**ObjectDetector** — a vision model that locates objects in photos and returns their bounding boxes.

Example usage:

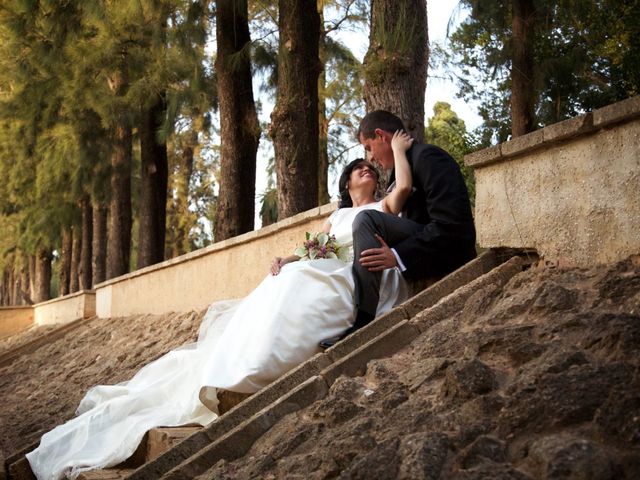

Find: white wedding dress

[26,201,407,480]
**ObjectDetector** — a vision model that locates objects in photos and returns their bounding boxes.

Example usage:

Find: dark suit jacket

[393,142,477,278]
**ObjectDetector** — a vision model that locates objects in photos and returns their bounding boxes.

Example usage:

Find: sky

[252,0,480,225]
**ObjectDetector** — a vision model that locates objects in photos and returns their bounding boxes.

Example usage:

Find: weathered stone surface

[187,257,640,479]
[0,310,205,464]
[472,104,640,268]
[542,112,594,143]
[440,359,498,403]
[325,307,409,360]
[164,375,328,479]
[455,435,506,469]
[526,434,623,480]
[464,144,502,168]
[321,321,420,385]
[403,250,500,318]
[500,129,545,158]
[593,94,640,128]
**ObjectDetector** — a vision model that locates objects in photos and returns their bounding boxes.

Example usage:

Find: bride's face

[348,162,377,194]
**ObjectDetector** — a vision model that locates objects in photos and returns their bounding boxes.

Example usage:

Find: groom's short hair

[358,110,406,139]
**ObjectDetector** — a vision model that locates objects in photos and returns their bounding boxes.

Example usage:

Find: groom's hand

[359,234,398,271]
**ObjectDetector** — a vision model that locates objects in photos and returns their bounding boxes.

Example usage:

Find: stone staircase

[5,249,535,480]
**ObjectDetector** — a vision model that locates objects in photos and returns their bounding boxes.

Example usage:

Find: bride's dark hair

[338,158,381,208]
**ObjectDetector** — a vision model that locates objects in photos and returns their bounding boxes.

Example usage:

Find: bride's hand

[391,130,413,154]
[271,257,285,276]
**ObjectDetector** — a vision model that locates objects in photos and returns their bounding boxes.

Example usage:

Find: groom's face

[359,129,394,170]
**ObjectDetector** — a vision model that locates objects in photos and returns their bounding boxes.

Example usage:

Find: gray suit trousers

[351,209,423,316]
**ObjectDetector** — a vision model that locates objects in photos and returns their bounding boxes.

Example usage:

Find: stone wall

[0,306,33,339]
[33,290,96,326]
[465,95,640,267]
[95,203,335,317]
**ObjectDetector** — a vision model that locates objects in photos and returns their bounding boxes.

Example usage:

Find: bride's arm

[381,130,413,215]
[270,220,331,275]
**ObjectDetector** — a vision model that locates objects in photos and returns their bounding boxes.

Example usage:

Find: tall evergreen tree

[214,0,261,241]
[363,0,428,139]
[270,0,321,219]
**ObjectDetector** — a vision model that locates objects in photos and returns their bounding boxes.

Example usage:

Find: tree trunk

[317,4,330,205]
[70,225,81,293]
[1,265,8,306]
[34,247,52,303]
[138,95,168,267]
[166,137,195,258]
[11,259,19,306]
[213,0,260,241]
[270,0,321,220]
[511,0,536,137]
[363,0,428,141]
[92,203,108,286]
[19,254,32,304]
[79,195,93,290]
[59,228,72,296]
[28,255,36,301]
[107,121,133,279]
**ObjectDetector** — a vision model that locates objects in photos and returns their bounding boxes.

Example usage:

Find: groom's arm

[392,145,475,275]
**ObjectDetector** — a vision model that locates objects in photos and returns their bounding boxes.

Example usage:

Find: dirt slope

[0,310,204,458]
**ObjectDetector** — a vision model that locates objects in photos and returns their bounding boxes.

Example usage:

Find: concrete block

[163,376,329,480]
[126,432,211,480]
[128,354,331,479]
[77,469,133,479]
[203,352,331,442]
[464,145,502,169]
[411,256,524,332]
[7,458,35,480]
[402,250,499,318]
[145,427,201,462]
[501,129,545,158]
[593,95,640,128]
[325,307,409,361]
[542,113,594,143]
[321,321,420,386]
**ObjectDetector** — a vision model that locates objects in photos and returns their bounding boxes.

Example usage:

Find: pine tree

[363,0,428,139]
[270,0,321,219]
[214,0,261,241]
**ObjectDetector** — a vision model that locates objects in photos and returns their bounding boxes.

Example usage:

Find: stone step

[144,427,202,463]
[77,469,135,479]
[9,249,533,480]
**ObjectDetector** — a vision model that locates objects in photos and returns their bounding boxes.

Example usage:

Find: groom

[320,110,477,348]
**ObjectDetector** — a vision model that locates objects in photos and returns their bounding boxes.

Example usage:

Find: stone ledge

[411,255,524,332]
[500,129,545,158]
[543,113,593,143]
[161,376,329,480]
[127,353,332,479]
[94,202,336,290]
[321,320,421,386]
[593,95,640,128]
[325,307,409,361]
[402,250,500,318]
[465,145,502,168]
[464,95,639,169]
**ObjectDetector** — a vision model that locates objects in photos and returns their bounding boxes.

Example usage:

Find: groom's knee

[352,209,382,233]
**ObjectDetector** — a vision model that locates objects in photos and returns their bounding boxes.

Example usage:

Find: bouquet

[294,232,348,261]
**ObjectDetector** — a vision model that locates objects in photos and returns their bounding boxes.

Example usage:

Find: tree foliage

[448,0,640,143]
[424,102,476,204]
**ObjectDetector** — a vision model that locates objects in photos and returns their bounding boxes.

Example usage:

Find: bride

[26,131,414,480]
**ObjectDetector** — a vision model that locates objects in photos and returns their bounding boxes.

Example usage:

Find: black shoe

[318,334,346,350]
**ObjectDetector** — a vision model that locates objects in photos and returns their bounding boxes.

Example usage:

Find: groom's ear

[374,128,388,142]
